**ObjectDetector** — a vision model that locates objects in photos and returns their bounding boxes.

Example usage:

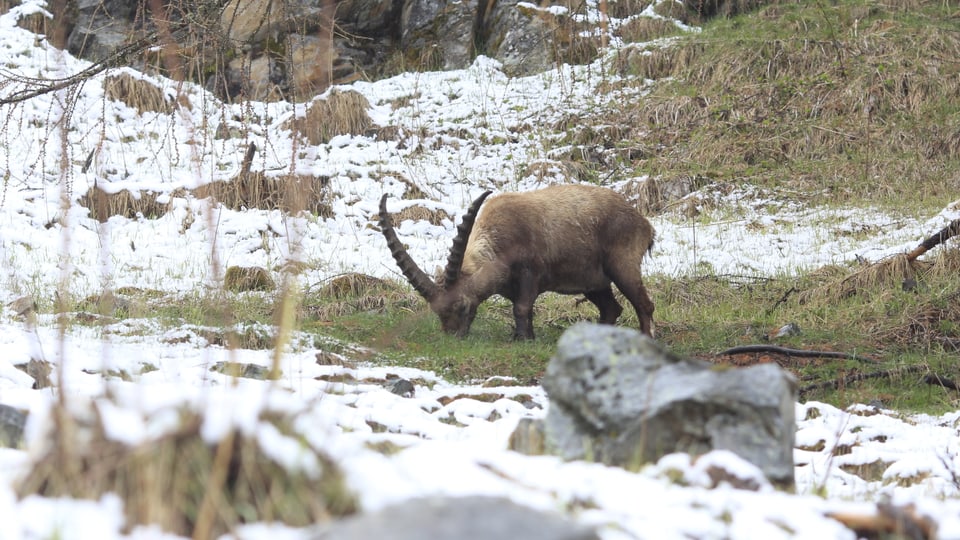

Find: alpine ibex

[379,184,655,340]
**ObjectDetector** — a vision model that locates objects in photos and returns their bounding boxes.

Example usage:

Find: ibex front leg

[510,270,537,340]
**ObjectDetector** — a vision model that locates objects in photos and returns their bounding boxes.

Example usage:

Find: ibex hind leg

[585,287,623,324]
[608,264,655,337]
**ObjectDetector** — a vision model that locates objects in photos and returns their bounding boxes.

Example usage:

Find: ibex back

[379,184,655,340]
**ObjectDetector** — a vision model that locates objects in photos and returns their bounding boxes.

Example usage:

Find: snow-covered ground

[1,1,960,538]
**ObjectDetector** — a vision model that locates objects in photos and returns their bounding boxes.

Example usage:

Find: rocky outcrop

[67,0,137,63]
[313,496,600,540]
[401,0,479,71]
[51,0,666,102]
[510,322,797,489]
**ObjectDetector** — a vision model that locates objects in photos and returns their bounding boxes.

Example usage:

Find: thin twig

[0,21,191,105]
[717,344,877,363]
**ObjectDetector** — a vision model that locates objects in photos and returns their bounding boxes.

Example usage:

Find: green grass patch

[49,252,960,415]
[301,297,564,384]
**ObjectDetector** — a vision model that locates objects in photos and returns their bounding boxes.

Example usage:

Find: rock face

[53,0,648,102]
[511,322,797,489]
[313,496,600,540]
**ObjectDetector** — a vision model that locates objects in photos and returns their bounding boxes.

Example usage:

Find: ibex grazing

[378,184,655,340]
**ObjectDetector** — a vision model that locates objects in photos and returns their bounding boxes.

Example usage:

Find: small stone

[773,322,801,338]
[384,377,415,398]
[0,404,27,448]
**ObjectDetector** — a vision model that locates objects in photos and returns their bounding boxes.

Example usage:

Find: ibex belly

[542,265,610,294]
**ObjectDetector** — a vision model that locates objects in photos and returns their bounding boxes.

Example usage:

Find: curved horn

[443,190,493,287]
[379,194,440,300]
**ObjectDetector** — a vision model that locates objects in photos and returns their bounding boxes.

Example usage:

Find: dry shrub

[283,89,372,145]
[620,177,664,215]
[640,95,709,128]
[553,17,600,66]
[394,204,452,226]
[77,185,178,222]
[18,406,357,538]
[193,172,332,216]
[104,73,174,115]
[797,254,916,305]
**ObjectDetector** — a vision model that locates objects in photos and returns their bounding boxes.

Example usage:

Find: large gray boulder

[512,322,796,489]
[313,496,599,540]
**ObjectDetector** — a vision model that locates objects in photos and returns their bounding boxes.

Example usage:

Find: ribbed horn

[443,190,492,287]
[379,194,440,300]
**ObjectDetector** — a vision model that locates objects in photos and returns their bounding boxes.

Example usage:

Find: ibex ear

[442,190,493,287]
[378,194,440,300]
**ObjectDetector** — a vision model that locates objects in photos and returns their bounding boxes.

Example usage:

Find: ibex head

[379,191,492,337]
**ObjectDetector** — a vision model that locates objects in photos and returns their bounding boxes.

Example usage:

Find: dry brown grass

[77,172,332,222]
[283,89,372,145]
[77,185,180,222]
[224,266,276,292]
[617,46,683,80]
[317,273,396,299]
[616,16,681,44]
[591,1,960,207]
[18,405,357,538]
[103,73,175,115]
[798,247,960,306]
[193,172,333,216]
[681,0,771,21]
[304,274,420,320]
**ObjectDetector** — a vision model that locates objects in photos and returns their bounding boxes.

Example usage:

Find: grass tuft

[283,89,372,145]
[17,405,357,537]
[103,73,175,115]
